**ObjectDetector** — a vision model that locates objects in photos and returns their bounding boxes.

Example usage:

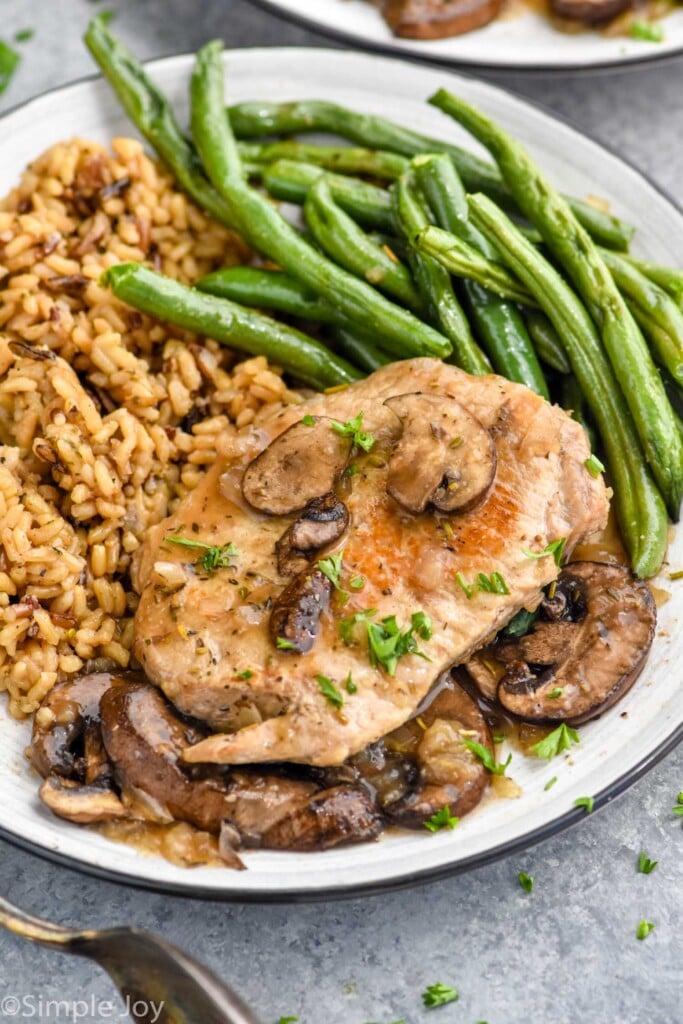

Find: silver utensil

[0,896,262,1024]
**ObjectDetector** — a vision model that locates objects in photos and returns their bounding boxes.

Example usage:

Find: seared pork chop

[133,359,608,766]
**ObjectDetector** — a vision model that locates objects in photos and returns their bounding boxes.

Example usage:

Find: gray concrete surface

[0,2,681,1022]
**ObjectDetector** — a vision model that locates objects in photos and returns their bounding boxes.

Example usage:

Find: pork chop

[132,359,608,766]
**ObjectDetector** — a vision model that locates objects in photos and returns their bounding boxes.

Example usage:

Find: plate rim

[244,0,683,74]
[0,47,681,902]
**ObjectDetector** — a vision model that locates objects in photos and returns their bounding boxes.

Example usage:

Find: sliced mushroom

[494,562,656,724]
[28,671,123,780]
[242,416,352,515]
[38,776,127,825]
[384,392,496,515]
[269,567,331,653]
[350,674,492,827]
[275,493,349,576]
[100,676,380,853]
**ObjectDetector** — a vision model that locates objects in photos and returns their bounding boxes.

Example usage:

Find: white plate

[247,0,683,71]
[1,49,681,900]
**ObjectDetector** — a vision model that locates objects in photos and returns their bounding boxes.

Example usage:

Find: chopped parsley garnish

[165,536,238,573]
[547,687,564,699]
[637,852,658,875]
[630,20,664,42]
[584,454,606,478]
[455,572,473,599]
[530,723,580,760]
[331,412,375,452]
[301,414,316,426]
[276,637,296,651]
[316,674,344,709]
[422,983,459,1008]
[502,607,537,638]
[522,537,567,567]
[0,40,20,95]
[345,672,357,694]
[574,795,595,813]
[544,776,558,791]
[318,551,345,592]
[669,570,683,581]
[518,871,534,893]
[462,738,511,776]
[424,805,459,832]
[636,920,655,940]
[236,669,253,680]
[14,28,35,43]
[493,733,505,744]
[367,611,432,676]
[349,575,365,590]
[477,571,510,595]
[672,791,683,817]
[339,608,377,645]
[277,1018,299,1024]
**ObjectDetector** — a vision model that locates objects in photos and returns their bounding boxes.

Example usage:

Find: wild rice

[0,137,302,718]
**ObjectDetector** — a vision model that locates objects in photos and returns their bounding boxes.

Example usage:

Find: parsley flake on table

[673,792,683,816]
[522,537,567,567]
[636,919,655,940]
[424,805,459,833]
[422,983,459,1008]
[277,1017,299,1024]
[331,412,375,452]
[14,28,35,43]
[518,871,534,893]
[165,536,238,573]
[0,40,21,95]
[316,674,344,710]
[574,795,595,813]
[462,738,511,776]
[584,453,606,477]
[529,723,580,760]
[367,611,432,676]
[544,776,558,792]
[637,851,658,874]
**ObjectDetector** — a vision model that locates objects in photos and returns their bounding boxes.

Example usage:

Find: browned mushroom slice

[351,674,492,828]
[495,562,657,725]
[242,416,352,515]
[38,776,127,825]
[276,493,349,576]
[381,0,504,39]
[28,671,121,780]
[384,392,496,515]
[269,567,331,653]
[260,785,381,851]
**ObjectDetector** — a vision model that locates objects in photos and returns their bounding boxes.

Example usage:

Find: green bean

[524,309,571,374]
[103,264,361,390]
[392,172,490,376]
[262,160,394,231]
[560,375,597,451]
[331,325,392,374]
[600,250,683,387]
[197,267,343,323]
[416,153,548,397]
[238,140,408,179]
[431,88,683,518]
[227,99,635,250]
[84,16,233,226]
[620,253,683,300]
[416,225,534,306]
[190,43,451,361]
[304,176,423,310]
[468,191,667,578]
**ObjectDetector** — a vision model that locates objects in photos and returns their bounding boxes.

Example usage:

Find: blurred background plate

[0,47,681,900]
[247,0,683,71]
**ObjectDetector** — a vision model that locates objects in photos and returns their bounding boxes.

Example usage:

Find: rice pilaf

[0,136,301,719]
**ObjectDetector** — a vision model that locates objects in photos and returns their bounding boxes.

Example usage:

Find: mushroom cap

[242,416,352,516]
[496,561,657,724]
[384,392,496,515]
[275,493,349,577]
